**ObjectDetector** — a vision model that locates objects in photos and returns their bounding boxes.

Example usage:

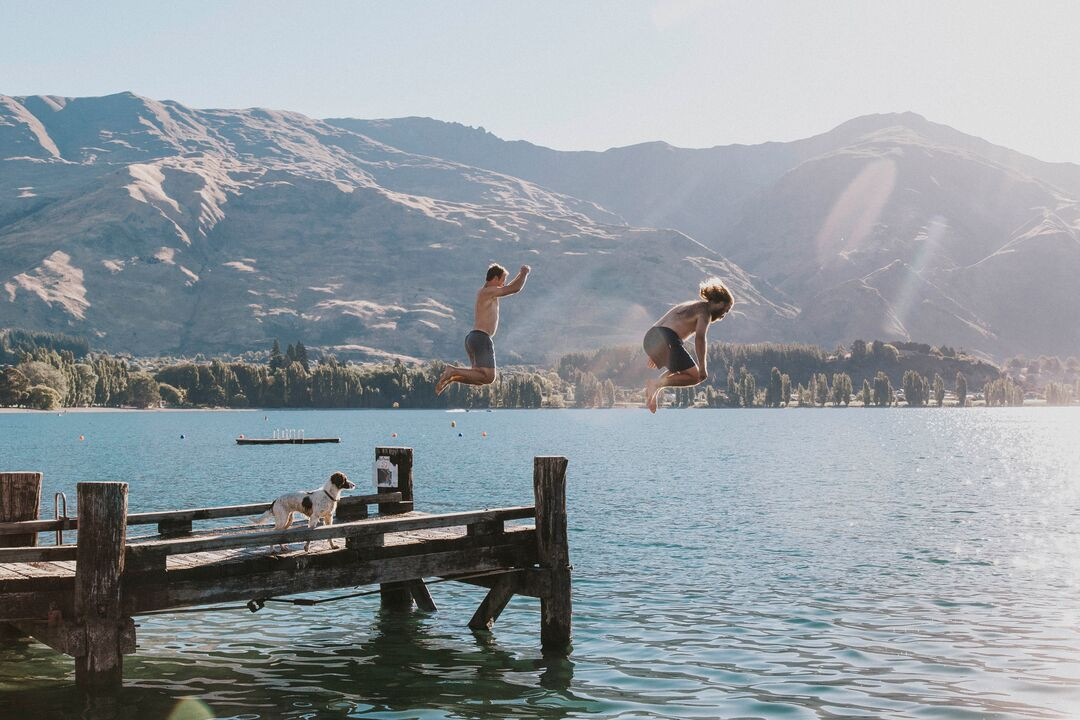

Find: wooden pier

[0,449,572,693]
[236,437,340,445]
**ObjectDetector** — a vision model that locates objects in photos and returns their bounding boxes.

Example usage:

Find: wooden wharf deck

[0,448,572,693]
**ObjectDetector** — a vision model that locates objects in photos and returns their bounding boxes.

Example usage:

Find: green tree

[861,378,872,406]
[0,366,30,406]
[128,373,161,408]
[766,367,783,407]
[726,366,740,407]
[269,339,286,370]
[20,360,68,398]
[158,383,186,406]
[831,372,852,406]
[873,372,892,407]
[780,373,791,407]
[295,341,310,372]
[902,370,929,407]
[933,373,945,407]
[955,372,967,407]
[814,373,829,406]
[739,367,756,407]
[26,384,62,410]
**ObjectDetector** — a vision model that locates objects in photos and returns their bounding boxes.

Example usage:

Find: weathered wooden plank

[17,617,137,658]
[0,589,76,622]
[9,561,71,578]
[123,541,533,614]
[0,472,42,548]
[468,573,516,630]
[121,527,536,600]
[409,579,438,612]
[534,456,572,652]
[447,566,550,599]
[74,482,127,692]
[0,545,77,563]
[124,506,535,560]
[0,492,402,536]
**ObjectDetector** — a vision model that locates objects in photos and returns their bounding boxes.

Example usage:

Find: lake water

[1,408,1079,719]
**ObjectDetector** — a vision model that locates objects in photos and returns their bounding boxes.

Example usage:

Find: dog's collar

[322,488,337,501]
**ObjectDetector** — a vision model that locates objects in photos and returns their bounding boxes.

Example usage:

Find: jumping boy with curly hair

[642,278,734,413]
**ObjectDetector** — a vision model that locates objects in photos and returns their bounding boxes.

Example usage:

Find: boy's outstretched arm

[694,315,709,382]
[492,265,530,297]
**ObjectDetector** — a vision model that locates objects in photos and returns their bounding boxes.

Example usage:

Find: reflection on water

[1,408,1079,718]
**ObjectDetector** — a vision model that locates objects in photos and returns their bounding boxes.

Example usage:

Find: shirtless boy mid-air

[643,278,734,413]
[436,263,530,395]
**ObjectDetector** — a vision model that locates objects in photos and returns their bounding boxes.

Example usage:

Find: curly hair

[486,263,508,282]
[699,278,734,321]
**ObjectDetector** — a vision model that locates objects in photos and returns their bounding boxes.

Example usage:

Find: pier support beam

[534,456,572,653]
[74,482,129,693]
[376,447,415,611]
[1,471,42,640]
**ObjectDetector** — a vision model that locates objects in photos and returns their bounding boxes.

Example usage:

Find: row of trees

[676,367,981,409]
[0,346,155,410]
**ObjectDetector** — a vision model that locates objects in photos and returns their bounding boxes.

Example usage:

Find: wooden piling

[376,447,415,611]
[1,472,42,640]
[74,482,128,692]
[534,456,572,652]
[0,472,42,548]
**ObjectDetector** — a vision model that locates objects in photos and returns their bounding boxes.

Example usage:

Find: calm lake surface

[1,408,1079,719]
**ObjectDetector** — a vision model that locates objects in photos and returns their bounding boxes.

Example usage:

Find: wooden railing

[0,492,402,537]
[0,493,406,564]
[124,505,535,567]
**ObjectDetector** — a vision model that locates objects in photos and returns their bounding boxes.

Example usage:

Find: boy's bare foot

[435,368,453,395]
[645,378,660,413]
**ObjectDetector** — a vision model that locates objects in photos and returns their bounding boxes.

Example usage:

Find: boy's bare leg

[437,365,495,394]
[645,369,701,413]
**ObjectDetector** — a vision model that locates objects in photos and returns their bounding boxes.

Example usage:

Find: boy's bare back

[653,301,711,340]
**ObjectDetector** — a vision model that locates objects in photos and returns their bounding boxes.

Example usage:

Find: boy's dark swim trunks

[643,326,695,373]
[465,329,496,369]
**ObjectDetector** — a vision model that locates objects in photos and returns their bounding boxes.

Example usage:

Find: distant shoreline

[1,403,1072,414]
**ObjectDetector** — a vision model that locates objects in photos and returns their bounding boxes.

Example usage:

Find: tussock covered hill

[341,113,1080,358]
[0,92,793,359]
[3,93,1078,360]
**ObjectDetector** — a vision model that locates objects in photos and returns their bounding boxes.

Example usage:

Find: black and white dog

[255,471,356,551]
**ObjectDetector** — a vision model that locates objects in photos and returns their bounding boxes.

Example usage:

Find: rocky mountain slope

[341,114,1080,358]
[0,92,794,360]
[2,92,1077,360]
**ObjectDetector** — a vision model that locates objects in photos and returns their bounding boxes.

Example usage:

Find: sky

[2,0,1078,163]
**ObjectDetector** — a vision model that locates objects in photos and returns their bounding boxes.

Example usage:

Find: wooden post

[534,456,572,652]
[74,482,128,692]
[1,472,42,640]
[0,471,42,548]
[376,447,414,611]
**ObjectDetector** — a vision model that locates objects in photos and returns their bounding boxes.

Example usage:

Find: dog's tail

[251,499,276,525]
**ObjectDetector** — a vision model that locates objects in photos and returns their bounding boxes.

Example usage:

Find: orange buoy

[482,431,488,438]
[79,435,85,441]
[450,420,456,428]
[391,432,398,438]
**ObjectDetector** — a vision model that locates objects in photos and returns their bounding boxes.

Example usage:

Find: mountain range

[2,92,1078,361]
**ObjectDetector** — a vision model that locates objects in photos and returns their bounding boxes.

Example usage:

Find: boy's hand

[520,265,531,274]
[647,357,657,369]
[698,368,709,382]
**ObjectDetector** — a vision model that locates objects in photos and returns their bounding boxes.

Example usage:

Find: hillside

[339,114,1080,358]
[2,93,1078,359]
[0,92,794,359]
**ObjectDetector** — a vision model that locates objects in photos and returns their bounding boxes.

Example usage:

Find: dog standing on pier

[255,471,356,552]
